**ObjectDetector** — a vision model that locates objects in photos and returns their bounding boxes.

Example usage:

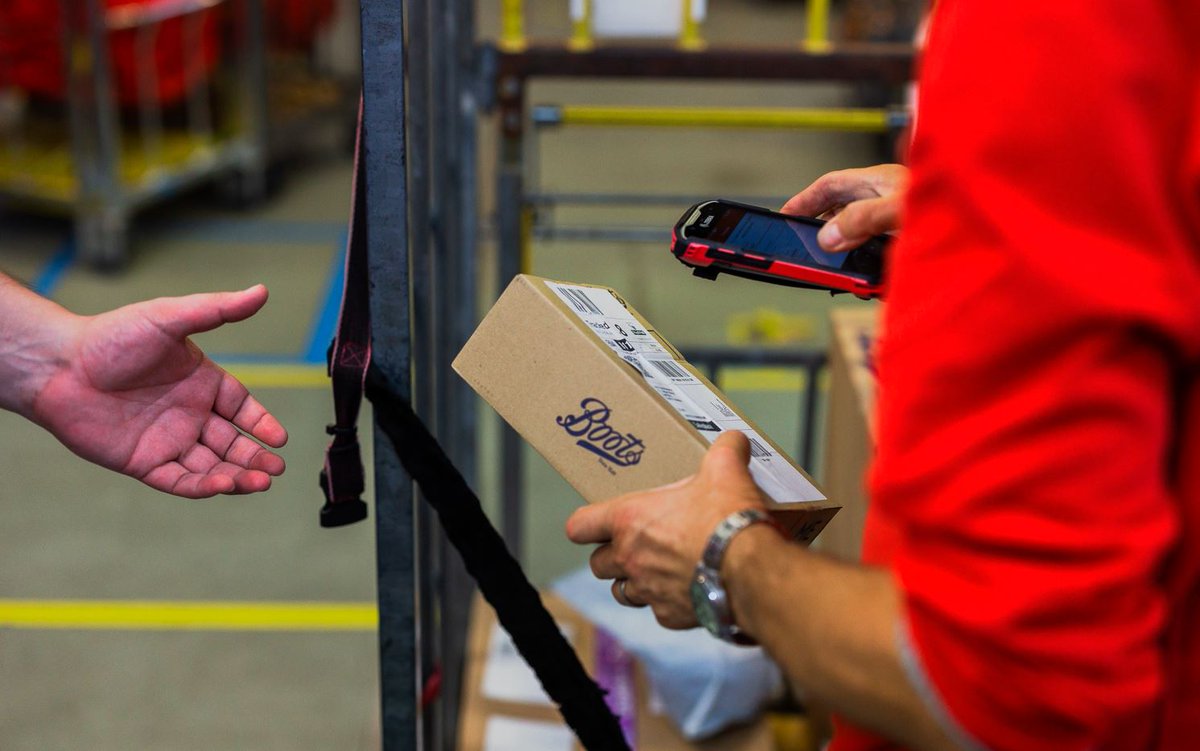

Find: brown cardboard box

[457,593,775,751]
[819,307,880,561]
[453,274,839,544]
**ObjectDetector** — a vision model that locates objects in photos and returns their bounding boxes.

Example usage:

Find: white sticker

[481,622,576,705]
[484,716,574,751]
[547,281,826,503]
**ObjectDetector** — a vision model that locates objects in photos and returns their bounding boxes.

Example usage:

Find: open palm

[30,286,288,498]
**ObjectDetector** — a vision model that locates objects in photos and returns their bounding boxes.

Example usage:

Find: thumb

[700,430,753,482]
[816,195,901,252]
[145,285,269,339]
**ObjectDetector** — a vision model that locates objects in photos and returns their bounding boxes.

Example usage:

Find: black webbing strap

[319,98,370,528]
[320,103,631,751]
[366,373,630,750]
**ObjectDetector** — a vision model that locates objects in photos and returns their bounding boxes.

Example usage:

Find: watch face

[690,570,723,637]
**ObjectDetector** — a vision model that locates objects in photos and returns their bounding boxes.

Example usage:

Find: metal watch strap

[701,508,776,572]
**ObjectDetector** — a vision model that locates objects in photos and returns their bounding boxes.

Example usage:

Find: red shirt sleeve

[866,2,1200,750]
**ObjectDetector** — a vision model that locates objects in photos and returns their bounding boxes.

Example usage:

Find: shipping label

[546,281,825,503]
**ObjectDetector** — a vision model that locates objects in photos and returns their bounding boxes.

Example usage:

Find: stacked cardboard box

[457,593,774,751]
[819,306,880,561]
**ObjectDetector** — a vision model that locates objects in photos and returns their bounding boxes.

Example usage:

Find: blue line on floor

[303,232,349,364]
[31,237,76,298]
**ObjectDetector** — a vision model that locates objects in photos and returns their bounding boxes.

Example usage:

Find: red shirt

[833,2,1200,750]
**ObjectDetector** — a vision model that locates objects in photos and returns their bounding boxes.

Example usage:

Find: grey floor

[0,1,882,748]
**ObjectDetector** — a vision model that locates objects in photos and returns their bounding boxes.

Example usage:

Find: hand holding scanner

[671,199,889,299]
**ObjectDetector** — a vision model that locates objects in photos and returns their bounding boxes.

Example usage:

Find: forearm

[0,273,78,417]
[724,527,957,751]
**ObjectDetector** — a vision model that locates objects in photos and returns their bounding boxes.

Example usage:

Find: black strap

[319,97,370,528]
[320,101,631,751]
[366,373,630,750]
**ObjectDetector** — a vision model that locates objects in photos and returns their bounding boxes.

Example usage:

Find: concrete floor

[0,0,886,748]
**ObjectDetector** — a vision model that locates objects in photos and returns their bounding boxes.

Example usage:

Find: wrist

[0,280,79,418]
[722,523,787,638]
[691,507,781,644]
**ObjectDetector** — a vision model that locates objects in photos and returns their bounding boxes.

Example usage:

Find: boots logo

[556,398,645,468]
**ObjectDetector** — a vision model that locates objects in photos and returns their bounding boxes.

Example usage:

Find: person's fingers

[816,194,902,252]
[200,416,286,475]
[143,285,270,340]
[565,501,617,545]
[228,468,273,494]
[780,169,884,217]
[141,461,235,498]
[178,442,222,474]
[214,374,288,448]
[653,606,698,630]
[699,430,752,480]
[589,544,622,580]
[612,578,648,608]
[176,444,265,492]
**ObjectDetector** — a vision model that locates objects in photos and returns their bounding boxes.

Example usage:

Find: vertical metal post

[359,1,419,749]
[499,0,525,52]
[496,70,526,555]
[432,1,480,746]
[233,0,269,199]
[568,0,594,52]
[679,0,705,51]
[804,0,832,53]
[64,0,126,267]
[801,361,821,472]
[403,0,444,748]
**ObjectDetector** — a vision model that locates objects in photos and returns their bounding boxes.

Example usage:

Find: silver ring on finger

[613,578,647,609]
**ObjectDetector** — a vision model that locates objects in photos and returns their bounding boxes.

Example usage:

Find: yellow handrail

[551,105,893,132]
[568,0,594,51]
[500,0,526,52]
[679,0,706,51]
[804,0,832,53]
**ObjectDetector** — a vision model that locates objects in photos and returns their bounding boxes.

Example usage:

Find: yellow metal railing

[679,0,706,51]
[569,0,594,51]
[501,1,834,54]
[804,0,832,52]
[547,105,893,132]
[499,0,526,51]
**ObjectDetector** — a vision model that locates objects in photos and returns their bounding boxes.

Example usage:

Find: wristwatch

[690,508,778,645]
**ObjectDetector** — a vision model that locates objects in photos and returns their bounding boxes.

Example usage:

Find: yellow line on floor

[220,363,330,390]
[0,600,377,632]
[217,361,828,393]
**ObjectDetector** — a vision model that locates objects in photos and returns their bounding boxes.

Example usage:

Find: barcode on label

[647,359,691,380]
[561,287,604,316]
[748,437,772,459]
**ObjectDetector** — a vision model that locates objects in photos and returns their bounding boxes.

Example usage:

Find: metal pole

[496,69,525,554]
[431,1,479,746]
[804,0,833,53]
[64,0,126,267]
[359,0,419,748]
[404,1,443,749]
[499,0,525,52]
[234,0,269,199]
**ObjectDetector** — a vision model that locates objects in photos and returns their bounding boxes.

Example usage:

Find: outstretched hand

[565,431,769,629]
[29,285,288,498]
[782,164,909,251]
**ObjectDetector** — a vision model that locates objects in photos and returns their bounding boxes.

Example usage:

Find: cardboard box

[457,593,775,751]
[453,275,839,544]
[819,307,880,561]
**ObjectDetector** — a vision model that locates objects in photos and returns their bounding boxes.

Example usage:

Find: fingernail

[818,222,844,250]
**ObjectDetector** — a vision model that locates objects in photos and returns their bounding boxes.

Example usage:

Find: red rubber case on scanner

[671,200,886,299]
